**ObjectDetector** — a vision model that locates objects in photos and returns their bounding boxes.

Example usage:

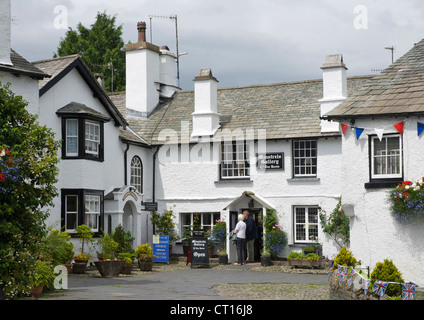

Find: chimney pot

[137,21,147,43]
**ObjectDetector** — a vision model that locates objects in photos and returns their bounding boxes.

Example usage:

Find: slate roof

[33,55,128,128]
[324,38,424,120]
[0,49,48,79]
[110,76,372,145]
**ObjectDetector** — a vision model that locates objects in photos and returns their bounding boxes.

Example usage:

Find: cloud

[9,0,424,90]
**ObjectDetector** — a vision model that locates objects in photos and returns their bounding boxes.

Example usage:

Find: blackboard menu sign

[190,238,209,268]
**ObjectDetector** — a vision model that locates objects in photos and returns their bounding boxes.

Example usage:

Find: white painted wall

[154,137,343,259]
[125,48,160,116]
[340,117,424,286]
[0,72,40,113]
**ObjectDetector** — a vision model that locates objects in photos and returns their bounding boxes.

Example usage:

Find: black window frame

[365,133,404,189]
[61,116,105,162]
[61,189,104,237]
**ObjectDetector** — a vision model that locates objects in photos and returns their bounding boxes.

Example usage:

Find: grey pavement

[40,264,329,300]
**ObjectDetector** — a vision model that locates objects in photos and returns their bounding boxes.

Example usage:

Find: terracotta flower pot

[30,284,44,298]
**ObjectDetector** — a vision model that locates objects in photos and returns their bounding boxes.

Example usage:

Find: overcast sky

[10,0,424,90]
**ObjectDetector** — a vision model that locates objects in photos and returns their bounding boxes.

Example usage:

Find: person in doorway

[233,214,246,265]
[243,209,258,263]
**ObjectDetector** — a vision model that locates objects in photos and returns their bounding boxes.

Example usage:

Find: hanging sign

[257,153,284,170]
[153,235,169,263]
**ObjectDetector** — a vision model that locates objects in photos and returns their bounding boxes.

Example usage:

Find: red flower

[0,171,5,183]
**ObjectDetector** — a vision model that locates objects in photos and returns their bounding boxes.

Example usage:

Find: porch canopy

[223,191,275,211]
[223,191,275,263]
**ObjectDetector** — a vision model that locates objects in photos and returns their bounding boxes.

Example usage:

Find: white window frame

[221,141,250,179]
[371,134,402,179]
[130,156,143,193]
[65,195,78,232]
[66,119,79,157]
[294,206,319,243]
[181,212,221,236]
[85,121,101,156]
[85,195,101,232]
[293,140,317,178]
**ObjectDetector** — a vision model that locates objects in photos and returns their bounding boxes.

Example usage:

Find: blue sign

[153,235,169,263]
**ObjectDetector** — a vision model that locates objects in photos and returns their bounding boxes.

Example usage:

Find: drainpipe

[152,146,159,203]
[124,143,130,185]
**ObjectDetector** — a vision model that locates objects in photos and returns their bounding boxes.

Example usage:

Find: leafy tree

[55,11,125,92]
[0,82,60,299]
[318,198,350,248]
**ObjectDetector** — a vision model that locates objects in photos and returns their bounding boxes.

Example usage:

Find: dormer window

[57,102,110,162]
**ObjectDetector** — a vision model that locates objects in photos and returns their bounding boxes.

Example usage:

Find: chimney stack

[0,0,12,66]
[137,21,147,42]
[320,54,348,133]
[192,69,221,137]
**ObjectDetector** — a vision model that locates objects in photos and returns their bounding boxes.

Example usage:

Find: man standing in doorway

[243,209,258,263]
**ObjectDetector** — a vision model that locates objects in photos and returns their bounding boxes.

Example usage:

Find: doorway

[230,209,263,262]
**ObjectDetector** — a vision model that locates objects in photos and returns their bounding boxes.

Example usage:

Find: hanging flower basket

[389,178,424,223]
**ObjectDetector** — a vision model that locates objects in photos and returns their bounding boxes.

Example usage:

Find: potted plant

[181,225,192,257]
[113,224,135,253]
[72,224,93,274]
[30,259,55,298]
[260,247,272,267]
[211,218,227,263]
[118,252,136,275]
[218,249,228,265]
[94,232,124,278]
[136,243,154,271]
[151,208,177,254]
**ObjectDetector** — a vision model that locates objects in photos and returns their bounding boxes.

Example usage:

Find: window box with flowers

[389,177,424,223]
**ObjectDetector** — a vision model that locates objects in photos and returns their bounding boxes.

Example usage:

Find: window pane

[66,119,78,155]
[65,195,78,230]
[293,140,317,177]
[373,136,401,177]
[85,121,100,155]
[130,157,143,193]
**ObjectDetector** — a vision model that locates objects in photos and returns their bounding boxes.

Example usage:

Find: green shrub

[45,230,74,266]
[333,246,357,268]
[112,224,135,253]
[369,259,404,297]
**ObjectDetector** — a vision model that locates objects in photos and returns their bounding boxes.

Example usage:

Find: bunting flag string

[329,265,417,300]
[340,119,414,139]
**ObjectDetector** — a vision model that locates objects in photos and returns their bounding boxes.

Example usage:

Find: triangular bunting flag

[355,128,364,140]
[418,122,424,136]
[341,124,348,135]
[394,121,404,135]
[375,128,384,141]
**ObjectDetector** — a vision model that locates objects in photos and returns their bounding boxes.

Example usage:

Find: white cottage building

[323,38,424,286]
[3,0,424,285]
[110,24,372,262]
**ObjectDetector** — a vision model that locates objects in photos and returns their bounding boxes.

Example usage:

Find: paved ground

[34,261,330,300]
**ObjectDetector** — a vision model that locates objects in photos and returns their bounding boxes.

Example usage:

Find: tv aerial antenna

[149,14,187,85]
[385,46,395,64]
